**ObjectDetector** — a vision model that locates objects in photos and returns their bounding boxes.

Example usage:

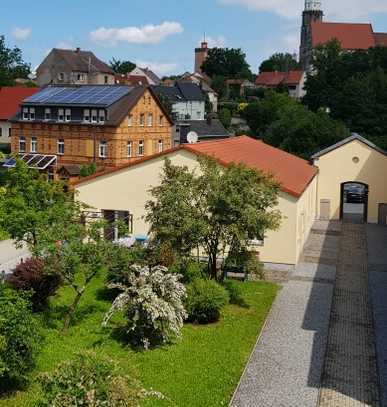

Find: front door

[378,204,387,225]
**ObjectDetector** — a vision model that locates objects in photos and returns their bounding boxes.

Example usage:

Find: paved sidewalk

[231,222,338,407]
[318,223,380,407]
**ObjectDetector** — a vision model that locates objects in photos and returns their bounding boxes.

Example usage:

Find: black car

[346,185,365,203]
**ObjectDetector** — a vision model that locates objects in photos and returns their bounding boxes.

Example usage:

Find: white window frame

[127,141,132,157]
[138,140,144,156]
[58,72,65,81]
[65,109,71,122]
[158,139,163,153]
[83,109,90,123]
[128,114,133,127]
[44,108,51,121]
[22,107,29,120]
[98,110,105,123]
[139,113,145,127]
[58,108,64,122]
[31,137,37,153]
[91,109,98,123]
[29,107,35,120]
[57,139,65,155]
[99,141,107,158]
[77,73,85,81]
[147,113,153,127]
[19,136,26,152]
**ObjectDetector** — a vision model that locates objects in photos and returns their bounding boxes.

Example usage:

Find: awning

[3,154,57,170]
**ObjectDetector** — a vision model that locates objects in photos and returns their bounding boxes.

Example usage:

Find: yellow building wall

[314,139,387,223]
[76,149,303,266]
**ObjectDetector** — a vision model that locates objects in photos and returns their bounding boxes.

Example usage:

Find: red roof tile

[374,33,387,47]
[75,136,318,198]
[184,136,318,197]
[0,86,39,121]
[256,71,304,87]
[311,21,375,50]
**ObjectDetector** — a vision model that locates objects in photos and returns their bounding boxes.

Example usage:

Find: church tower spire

[300,1,324,70]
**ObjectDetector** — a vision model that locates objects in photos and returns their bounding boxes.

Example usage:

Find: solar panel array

[24,86,133,107]
[3,154,57,170]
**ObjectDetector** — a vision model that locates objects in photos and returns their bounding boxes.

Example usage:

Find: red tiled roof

[374,33,387,47]
[115,74,149,86]
[256,71,304,87]
[75,136,318,198]
[0,86,39,121]
[311,21,376,50]
[184,136,317,197]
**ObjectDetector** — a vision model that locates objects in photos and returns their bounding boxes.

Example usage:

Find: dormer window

[22,107,29,120]
[29,108,35,120]
[45,108,51,120]
[83,109,90,122]
[65,109,71,122]
[91,109,98,123]
[58,109,64,122]
[99,110,105,123]
[58,72,65,81]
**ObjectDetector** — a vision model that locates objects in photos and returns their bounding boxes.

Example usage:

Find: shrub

[8,257,62,311]
[246,253,264,280]
[169,259,207,283]
[223,280,248,307]
[103,265,187,349]
[219,107,232,128]
[106,244,147,284]
[79,162,97,177]
[36,351,163,407]
[0,287,39,390]
[185,278,229,324]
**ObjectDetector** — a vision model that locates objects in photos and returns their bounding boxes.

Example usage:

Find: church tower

[299,0,323,70]
[195,40,209,75]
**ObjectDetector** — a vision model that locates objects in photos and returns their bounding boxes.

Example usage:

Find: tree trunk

[62,287,84,333]
[209,252,218,280]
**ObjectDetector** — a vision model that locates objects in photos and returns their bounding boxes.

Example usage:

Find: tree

[218,107,232,128]
[211,75,228,99]
[0,35,31,86]
[109,57,136,74]
[145,157,281,280]
[201,48,252,80]
[259,53,300,73]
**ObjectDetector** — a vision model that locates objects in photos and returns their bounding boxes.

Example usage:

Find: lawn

[0,273,278,407]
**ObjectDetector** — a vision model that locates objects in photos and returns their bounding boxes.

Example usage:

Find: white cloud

[11,27,31,41]
[56,41,73,50]
[90,22,183,46]
[199,36,227,48]
[135,60,180,76]
[218,0,387,20]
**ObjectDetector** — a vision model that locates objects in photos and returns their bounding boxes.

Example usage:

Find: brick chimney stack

[195,41,209,75]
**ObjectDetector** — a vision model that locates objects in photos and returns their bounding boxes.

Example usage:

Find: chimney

[75,47,81,53]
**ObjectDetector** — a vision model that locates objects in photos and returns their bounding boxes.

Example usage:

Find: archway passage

[340,182,369,223]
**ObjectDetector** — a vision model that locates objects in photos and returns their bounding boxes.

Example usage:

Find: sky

[2,0,387,77]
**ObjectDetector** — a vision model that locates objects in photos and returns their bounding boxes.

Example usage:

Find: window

[127,141,132,157]
[19,136,26,152]
[31,137,37,153]
[99,141,107,158]
[65,109,71,122]
[98,110,105,123]
[8,128,11,138]
[0,128,2,138]
[147,113,153,127]
[57,139,65,155]
[83,109,90,122]
[104,75,108,84]
[77,73,85,81]
[138,140,144,156]
[58,108,64,122]
[58,72,65,81]
[128,114,133,127]
[29,108,35,120]
[45,108,51,120]
[22,107,29,120]
[91,109,98,123]
[159,115,164,126]
[139,113,145,126]
[158,139,163,153]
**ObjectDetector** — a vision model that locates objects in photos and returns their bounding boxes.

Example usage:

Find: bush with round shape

[36,350,163,407]
[103,265,187,349]
[223,280,248,307]
[8,257,62,311]
[185,278,229,324]
[0,286,39,391]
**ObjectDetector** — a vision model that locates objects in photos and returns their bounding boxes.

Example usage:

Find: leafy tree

[218,107,232,128]
[145,157,281,280]
[201,48,252,80]
[259,53,300,73]
[211,75,227,99]
[109,57,136,74]
[0,35,30,86]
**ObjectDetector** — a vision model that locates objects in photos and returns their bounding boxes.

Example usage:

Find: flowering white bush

[103,265,187,349]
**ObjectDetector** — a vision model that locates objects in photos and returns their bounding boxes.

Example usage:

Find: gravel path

[367,225,387,407]
[231,222,337,407]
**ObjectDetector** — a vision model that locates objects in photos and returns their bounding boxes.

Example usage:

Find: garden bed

[0,272,278,407]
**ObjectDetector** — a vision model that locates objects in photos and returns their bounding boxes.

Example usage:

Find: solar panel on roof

[2,154,57,170]
[25,86,131,107]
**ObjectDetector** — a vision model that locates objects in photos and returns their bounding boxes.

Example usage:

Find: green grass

[0,274,278,407]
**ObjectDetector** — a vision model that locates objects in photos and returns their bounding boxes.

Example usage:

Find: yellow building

[75,136,318,269]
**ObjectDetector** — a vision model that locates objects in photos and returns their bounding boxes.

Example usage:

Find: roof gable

[256,71,304,87]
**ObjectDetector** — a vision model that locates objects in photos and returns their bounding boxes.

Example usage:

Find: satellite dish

[187,131,198,144]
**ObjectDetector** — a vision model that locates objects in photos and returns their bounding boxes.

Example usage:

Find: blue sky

[2,0,387,76]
